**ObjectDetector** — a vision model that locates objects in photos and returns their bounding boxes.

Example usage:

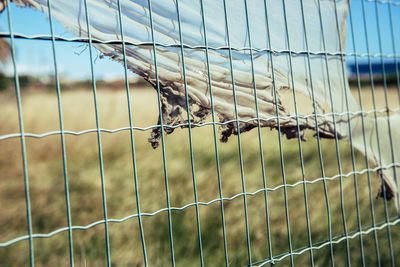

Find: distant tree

[18,75,35,88]
[0,72,10,91]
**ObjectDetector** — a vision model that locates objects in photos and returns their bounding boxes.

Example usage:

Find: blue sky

[0,2,127,81]
[346,1,400,61]
[0,1,399,81]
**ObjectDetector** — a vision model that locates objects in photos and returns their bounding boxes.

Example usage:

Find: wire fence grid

[0,0,400,266]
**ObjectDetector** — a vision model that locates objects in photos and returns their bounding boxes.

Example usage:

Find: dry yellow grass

[0,85,399,266]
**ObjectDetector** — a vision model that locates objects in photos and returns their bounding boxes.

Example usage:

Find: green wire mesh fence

[0,0,400,266]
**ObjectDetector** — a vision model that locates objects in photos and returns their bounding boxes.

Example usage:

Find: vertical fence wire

[297,0,336,264]
[198,1,229,265]
[46,0,74,265]
[115,0,148,265]
[332,1,366,265]
[316,0,353,264]
[360,1,395,264]
[347,2,381,265]
[263,1,294,266]
[373,0,400,224]
[221,0,253,264]
[387,1,400,105]
[5,1,34,265]
[316,1,353,265]
[242,0,274,265]
[174,1,205,265]
[281,1,315,265]
[147,0,176,265]
[82,1,111,265]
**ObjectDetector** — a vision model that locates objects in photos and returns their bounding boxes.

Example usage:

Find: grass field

[0,84,399,266]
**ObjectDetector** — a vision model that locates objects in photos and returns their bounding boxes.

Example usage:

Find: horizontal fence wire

[1,162,399,248]
[254,216,400,266]
[0,108,399,141]
[0,32,400,59]
[2,214,400,266]
[367,0,400,5]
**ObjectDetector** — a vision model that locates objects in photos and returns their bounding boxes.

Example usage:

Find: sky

[0,2,128,81]
[346,0,400,62]
[0,0,399,81]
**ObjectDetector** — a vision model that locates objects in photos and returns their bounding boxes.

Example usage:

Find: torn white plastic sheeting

[10,0,400,211]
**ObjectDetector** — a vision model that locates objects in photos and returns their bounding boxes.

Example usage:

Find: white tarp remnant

[7,0,400,211]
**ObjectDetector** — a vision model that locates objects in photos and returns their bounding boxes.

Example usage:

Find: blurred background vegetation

[0,78,399,266]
